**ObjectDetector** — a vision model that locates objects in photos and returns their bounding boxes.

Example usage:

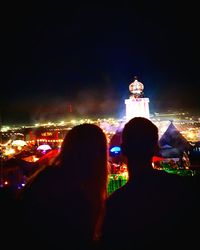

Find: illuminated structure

[125,76,150,122]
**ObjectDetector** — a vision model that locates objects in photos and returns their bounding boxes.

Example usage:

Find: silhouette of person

[101,117,197,250]
[17,123,108,249]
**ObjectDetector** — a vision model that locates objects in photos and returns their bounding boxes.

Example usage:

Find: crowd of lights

[1,116,200,192]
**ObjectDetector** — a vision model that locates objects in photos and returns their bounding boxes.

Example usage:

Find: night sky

[2,2,199,124]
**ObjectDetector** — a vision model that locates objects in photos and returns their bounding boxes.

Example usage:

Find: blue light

[110,146,121,154]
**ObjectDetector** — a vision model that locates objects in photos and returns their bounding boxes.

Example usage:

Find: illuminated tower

[125,76,150,122]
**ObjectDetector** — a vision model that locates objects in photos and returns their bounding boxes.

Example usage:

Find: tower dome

[129,76,144,98]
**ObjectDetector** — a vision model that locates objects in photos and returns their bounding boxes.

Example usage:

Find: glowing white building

[125,77,150,122]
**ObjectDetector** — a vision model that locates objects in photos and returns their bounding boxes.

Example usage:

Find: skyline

[2,2,199,124]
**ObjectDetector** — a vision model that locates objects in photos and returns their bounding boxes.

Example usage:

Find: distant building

[125,76,150,122]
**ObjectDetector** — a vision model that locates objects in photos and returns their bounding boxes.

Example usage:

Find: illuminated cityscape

[1,108,200,190]
[1,78,200,193]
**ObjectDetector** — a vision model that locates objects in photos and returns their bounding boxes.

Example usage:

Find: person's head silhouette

[121,117,159,179]
[57,123,108,188]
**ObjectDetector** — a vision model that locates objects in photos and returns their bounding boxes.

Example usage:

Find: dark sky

[2,2,199,124]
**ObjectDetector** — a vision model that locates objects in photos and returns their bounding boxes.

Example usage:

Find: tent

[11,140,27,147]
[159,121,192,158]
[37,144,52,151]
